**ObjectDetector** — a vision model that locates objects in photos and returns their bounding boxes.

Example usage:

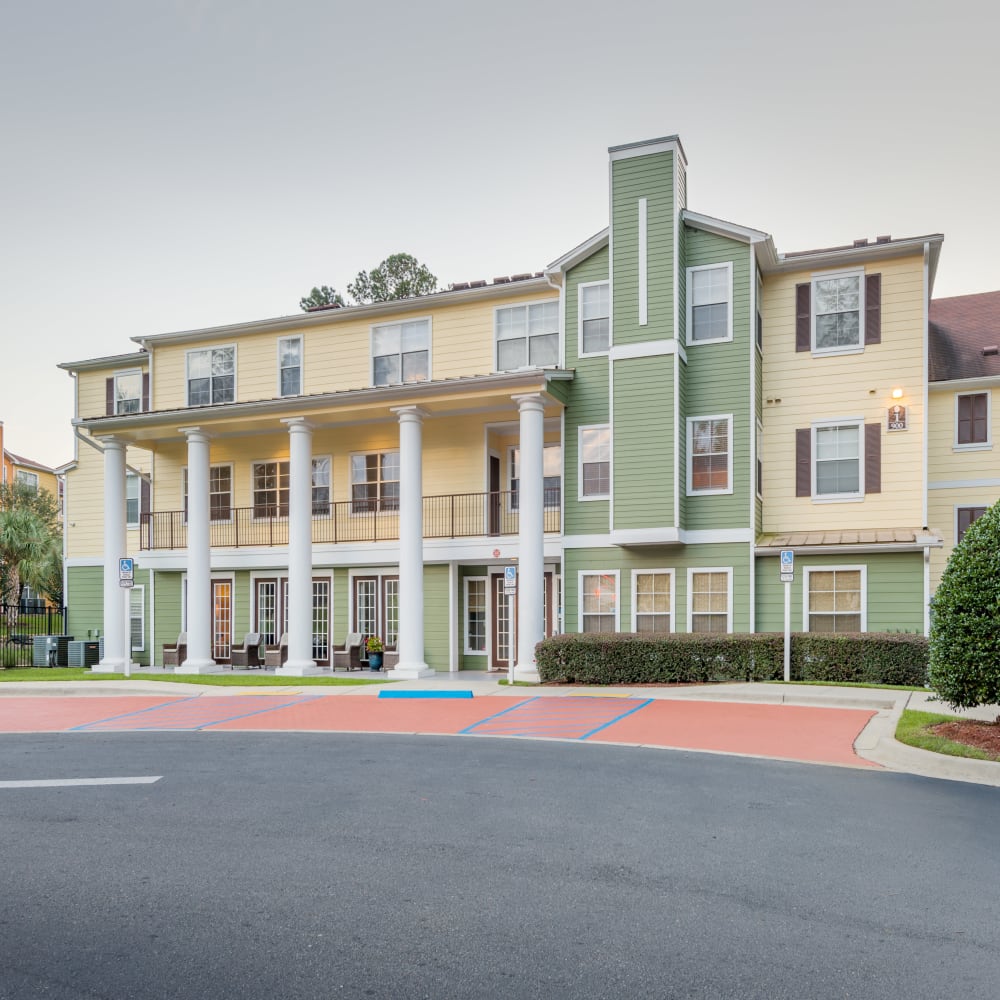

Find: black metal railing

[1,603,69,668]
[140,490,561,550]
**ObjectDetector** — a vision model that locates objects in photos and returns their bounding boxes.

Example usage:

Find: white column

[94,438,127,672]
[513,393,545,680]
[177,428,216,673]
[277,418,320,675]
[388,406,434,678]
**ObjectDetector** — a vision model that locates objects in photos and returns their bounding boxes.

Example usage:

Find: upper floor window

[813,421,862,498]
[372,319,430,386]
[351,452,399,512]
[579,425,610,499]
[278,336,302,397]
[311,456,331,516]
[812,270,862,353]
[187,346,235,406]
[955,392,990,448]
[251,459,329,518]
[495,301,558,371]
[126,472,141,527]
[687,416,732,495]
[509,443,562,510]
[579,282,610,355]
[183,465,233,522]
[957,506,988,543]
[687,263,732,344]
[15,470,38,493]
[114,371,143,414]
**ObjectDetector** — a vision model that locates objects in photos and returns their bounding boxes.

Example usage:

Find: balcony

[139,490,561,550]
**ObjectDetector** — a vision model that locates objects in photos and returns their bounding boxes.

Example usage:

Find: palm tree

[0,489,62,633]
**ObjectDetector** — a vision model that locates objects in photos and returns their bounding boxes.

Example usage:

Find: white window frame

[812,417,864,501]
[686,262,733,346]
[311,455,332,517]
[349,450,400,514]
[802,565,867,633]
[114,369,143,414]
[370,317,432,387]
[277,336,303,397]
[578,570,620,633]
[186,344,236,406]
[578,280,610,357]
[955,505,990,544]
[129,583,145,652]
[630,569,675,634]
[494,299,560,372]
[810,268,865,356]
[686,414,734,496]
[14,469,39,492]
[578,423,611,501]
[953,391,992,450]
[182,464,234,524]
[463,576,489,656]
[126,471,141,528]
[507,443,562,511]
[687,567,733,634]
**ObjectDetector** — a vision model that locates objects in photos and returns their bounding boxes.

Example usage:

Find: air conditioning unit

[67,640,102,668]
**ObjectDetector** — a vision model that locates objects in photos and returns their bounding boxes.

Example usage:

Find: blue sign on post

[779,549,794,583]
[119,557,135,589]
[503,565,517,596]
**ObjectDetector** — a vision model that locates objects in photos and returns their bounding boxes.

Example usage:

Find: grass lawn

[0,668,389,687]
[895,709,1000,763]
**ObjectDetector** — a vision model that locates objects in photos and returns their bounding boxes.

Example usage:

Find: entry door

[212,580,232,661]
[488,455,501,536]
[490,572,553,671]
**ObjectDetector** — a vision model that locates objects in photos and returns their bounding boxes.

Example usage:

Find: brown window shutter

[142,373,150,412]
[140,478,151,516]
[865,423,881,494]
[795,284,811,352]
[796,428,811,496]
[106,377,115,416]
[865,274,881,345]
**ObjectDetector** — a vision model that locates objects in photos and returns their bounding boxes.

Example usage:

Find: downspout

[748,244,758,633]
[922,241,932,635]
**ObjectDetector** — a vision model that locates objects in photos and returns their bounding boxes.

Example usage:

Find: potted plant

[366,635,384,670]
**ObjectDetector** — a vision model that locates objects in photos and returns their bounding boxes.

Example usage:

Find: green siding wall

[565,543,753,634]
[754,553,925,633]
[154,571,183,664]
[66,567,103,643]
[423,564,450,670]
[612,356,674,529]
[333,568,349,645]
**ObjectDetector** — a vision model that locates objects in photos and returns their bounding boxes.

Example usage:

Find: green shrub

[535,631,928,686]
[929,500,1000,709]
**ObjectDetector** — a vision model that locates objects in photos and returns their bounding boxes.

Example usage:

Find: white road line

[0,776,162,789]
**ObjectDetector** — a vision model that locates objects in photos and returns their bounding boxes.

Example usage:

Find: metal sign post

[504,565,517,685]
[119,557,134,679]
[779,550,793,683]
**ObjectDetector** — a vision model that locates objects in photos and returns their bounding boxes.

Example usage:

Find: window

[129,585,145,652]
[183,465,233,522]
[689,570,731,633]
[57,478,65,517]
[957,506,988,543]
[687,416,732,495]
[15,470,38,492]
[252,461,289,518]
[805,567,865,633]
[579,425,610,499]
[312,579,330,662]
[756,420,763,498]
[956,392,990,447]
[351,452,399,512]
[814,422,862,498]
[312,456,331,515]
[687,263,732,344]
[278,336,302,396]
[372,319,430,386]
[812,271,862,352]
[465,577,487,654]
[114,371,143,414]
[580,572,618,633]
[509,443,562,510]
[632,571,673,634]
[579,281,610,355]
[126,472,140,527]
[495,300,559,370]
[187,345,235,405]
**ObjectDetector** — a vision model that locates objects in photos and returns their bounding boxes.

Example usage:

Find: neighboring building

[59,134,952,675]
[1,420,63,505]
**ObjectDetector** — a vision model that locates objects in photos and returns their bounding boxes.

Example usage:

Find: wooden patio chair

[332,632,363,671]
[162,632,187,667]
[263,633,288,668]
[230,632,262,669]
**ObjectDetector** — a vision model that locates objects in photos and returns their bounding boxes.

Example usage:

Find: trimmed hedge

[535,631,928,687]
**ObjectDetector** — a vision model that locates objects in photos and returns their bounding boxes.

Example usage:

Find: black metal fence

[1,603,69,668]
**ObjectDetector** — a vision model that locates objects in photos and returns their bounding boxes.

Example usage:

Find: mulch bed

[930,719,1000,760]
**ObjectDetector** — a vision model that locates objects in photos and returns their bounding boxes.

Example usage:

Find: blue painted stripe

[168,696,319,729]
[580,698,654,739]
[378,690,473,699]
[458,696,539,734]
[68,698,197,731]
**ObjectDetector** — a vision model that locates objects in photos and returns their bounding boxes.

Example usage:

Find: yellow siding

[77,360,149,421]
[761,254,926,532]
[927,485,1000,590]
[927,385,1000,483]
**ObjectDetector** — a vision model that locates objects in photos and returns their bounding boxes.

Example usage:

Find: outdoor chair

[332,632,363,671]
[263,633,288,668]
[162,632,187,667]
[230,632,262,669]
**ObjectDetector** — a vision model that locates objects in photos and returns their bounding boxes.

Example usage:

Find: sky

[1,0,995,470]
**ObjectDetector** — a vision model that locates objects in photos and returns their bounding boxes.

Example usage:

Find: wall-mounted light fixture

[891,388,904,399]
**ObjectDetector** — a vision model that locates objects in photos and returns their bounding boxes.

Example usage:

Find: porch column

[388,406,434,678]
[513,393,545,680]
[277,418,320,675]
[177,428,215,673]
[95,437,127,672]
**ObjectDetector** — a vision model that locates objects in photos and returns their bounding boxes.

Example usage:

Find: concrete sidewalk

[2,670,998,787]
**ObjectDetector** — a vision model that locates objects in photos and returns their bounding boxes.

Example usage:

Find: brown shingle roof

[929,290,1000,381]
